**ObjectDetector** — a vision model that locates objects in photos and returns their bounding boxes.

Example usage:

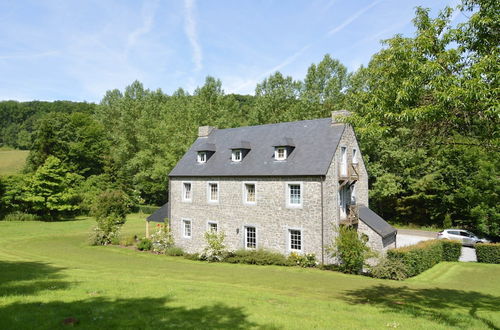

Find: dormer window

[275,147,287,161]
[232,149,242,162]
[197,151,207,163]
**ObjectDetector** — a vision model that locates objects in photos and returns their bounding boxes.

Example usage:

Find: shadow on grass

[0,261,71,297]
[342,285,500,329]
[0,297,279,329]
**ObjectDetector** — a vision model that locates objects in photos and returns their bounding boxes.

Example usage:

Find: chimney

[331,110,351,125]
[198,126,216,137]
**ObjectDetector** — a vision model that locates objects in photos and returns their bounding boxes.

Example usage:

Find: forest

[0,0,498,237]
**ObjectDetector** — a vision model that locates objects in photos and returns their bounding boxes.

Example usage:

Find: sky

[0,0,460,102]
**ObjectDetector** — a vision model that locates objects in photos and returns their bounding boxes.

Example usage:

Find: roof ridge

[214,117,334,133]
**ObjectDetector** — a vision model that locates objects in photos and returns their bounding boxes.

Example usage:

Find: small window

[208,222,218,232]
[353,148,358,164]
[340,146,347,176]
[275,147,287,161]
[183,219,192,238]
[182,182,192,202]
[289,229,302,251]
[245,226,256,249]
[232,149,242,162]
[244,183,256,204]
[197,152,207,163]
[287,183,302,207]
[208,182,219,203]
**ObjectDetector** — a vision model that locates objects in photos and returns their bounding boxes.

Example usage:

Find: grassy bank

[0,148,29,175]
[0,215,499,329]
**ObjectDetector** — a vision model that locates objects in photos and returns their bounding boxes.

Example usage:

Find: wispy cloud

[328,0,381,36]
[127,0,158,49]
[184,0,202,71]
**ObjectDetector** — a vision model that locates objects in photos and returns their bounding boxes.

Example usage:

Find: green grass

[0,215,499,329]
[393,223,443,232]
[0,149,29,175]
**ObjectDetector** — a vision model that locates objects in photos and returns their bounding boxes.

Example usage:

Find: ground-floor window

[208,221,218,232]
[289,229,302,251]
[245,226,256,249]
[182,219,192,238]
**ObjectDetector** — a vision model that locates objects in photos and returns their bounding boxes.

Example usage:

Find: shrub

[201,230,227,262]
[120,234,137,247]
[89,190,129,246]
[328,225,373,274]
[134,205,159,214]
[370,257,408,280]
[2,212,40,221]
[476,243,500,264]
[150,223,174,253]
[387,240,443,277]
[224,249,292,266]
[441,239,462,261]
[137,238,152,251]
[288,252,317,267]
[183,253,201,261]
[165,246,185,256]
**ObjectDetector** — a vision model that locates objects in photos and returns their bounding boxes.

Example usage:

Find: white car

[437,229,490,247]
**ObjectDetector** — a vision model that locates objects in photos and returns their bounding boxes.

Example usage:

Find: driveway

[395,229,477,262]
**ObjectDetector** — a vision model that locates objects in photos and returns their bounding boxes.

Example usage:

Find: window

[208,182,219,203]
[287,183,302,207]
[232,149,242,162]
[353,148,358,164]
[244,183,256,204]
[208,222,218,232]
[340,146,347,176]
[197,152,207,163]
[275,147,287,160]
[182,182,192,202]
[289,229,302,251]
[245,226,256,249]
[182,219,192,238]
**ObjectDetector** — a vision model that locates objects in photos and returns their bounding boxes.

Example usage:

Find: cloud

[328,0,381,36]
[184,0,202,71]
[0,51,59,60]
[127,0,158,49]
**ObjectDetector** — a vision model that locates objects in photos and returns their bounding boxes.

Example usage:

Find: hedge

[476,243,500,264]
[387,239,462,278]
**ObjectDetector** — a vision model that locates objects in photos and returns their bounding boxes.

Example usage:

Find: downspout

[321,176,325,265]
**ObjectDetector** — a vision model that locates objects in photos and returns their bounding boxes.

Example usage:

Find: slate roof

[169,118,345,177]
[358,206,397,238]
[146,203,169,223]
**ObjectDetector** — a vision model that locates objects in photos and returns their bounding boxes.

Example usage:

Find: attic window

[232,149,242,162]
[275,147,287,161]
[197,152,207,163]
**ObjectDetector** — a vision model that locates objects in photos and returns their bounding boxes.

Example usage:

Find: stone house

[148,111,396,264]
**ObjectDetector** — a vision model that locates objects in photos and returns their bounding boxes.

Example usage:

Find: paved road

[395,229,477,262]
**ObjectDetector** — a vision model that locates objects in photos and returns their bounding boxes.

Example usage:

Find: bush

[441,239,462,261]
[120,234,137,247]
[288,252,317,267]
[137,238,152,251]
[370,258,408,280]
[201,230,227,262]
[89,190,129,246]
[165,246,185,256]
[150,223,174,253]
[224,249,292,266]
[90,227,120,246]
[476,243,500,264]
[2,212,40,221]
[387,240,443,277]
[183,253,201,261]
[134,205,160,214]
[328,226,373,274]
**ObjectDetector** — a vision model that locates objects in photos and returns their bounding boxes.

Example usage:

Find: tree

[90,189,129,245]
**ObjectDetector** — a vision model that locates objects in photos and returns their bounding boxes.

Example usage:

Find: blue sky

[0,0,459,102]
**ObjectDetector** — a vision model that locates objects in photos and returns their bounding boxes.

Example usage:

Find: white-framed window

[232,149,242,162]
[245,226,256,249]
[352,148,358,164]
[275,147,287,161]
[289,229,302,251]
[182,219,192,238]
[208,221,218,232]
[207,182,219,203]
[340,146,347,176]
[243,182,256,204]
[182,182,192,202]
[197,151,207,163]
[339,186,349,219]
[286,182,303,208]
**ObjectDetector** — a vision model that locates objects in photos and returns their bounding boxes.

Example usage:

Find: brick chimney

[331,110,351,125]
[198,126,216,137]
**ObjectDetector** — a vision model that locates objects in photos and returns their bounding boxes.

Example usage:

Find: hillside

[0,148,29,175]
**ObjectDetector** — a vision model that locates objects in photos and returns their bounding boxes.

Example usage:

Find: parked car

[437,229,491,247]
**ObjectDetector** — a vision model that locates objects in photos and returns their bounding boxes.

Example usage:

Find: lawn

[0,148,29,175]
[0,215,499,329]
